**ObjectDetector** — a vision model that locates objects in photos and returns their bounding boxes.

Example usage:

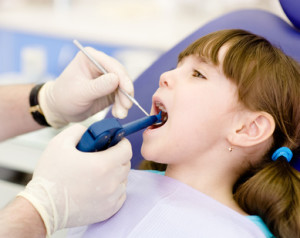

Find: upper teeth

[155,102,167,112]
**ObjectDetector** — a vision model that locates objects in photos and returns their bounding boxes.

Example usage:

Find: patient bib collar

[72,170,266,238]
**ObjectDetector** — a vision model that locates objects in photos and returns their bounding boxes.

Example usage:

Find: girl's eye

[193,70,207,79]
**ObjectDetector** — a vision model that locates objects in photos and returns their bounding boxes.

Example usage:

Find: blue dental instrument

[77,112,162,152]
[73,40,149,117]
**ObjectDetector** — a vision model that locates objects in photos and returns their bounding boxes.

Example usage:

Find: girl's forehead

[178,54,209,66]
[179,44,229,67]
[179,52,226,74]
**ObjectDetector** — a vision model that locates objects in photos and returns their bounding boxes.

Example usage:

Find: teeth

[154,101,168,126]
[155,102,167,112]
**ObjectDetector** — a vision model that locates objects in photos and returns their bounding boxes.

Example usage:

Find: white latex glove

[18,124,132,236]
[39,48,134,128]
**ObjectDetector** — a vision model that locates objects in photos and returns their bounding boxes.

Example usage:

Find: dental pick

[73,40,149,117]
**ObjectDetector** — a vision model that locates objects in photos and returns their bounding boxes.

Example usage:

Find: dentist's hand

[39,48,134,128]
[18,124,132,236]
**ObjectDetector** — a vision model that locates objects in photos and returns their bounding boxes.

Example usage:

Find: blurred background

[0,0,287,237]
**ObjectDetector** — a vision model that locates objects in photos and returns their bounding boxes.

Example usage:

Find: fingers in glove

[50,124,87,148]
[85,73,119,102]
[112,93,128,119]
[118,161,131,184]
[84,48,134,101]
[117,87,133,110]
[85,48,129,80]
[109,178,127,204]
[98,138,132,164]
[103,191,127,220]
[115,180,127,204]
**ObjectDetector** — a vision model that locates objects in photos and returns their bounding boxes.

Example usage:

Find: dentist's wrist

[38,81,69,129]
[29,83,50,127]
[0,197,47,238]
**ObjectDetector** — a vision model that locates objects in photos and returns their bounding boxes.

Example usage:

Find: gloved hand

[18,124,132,236]
[39,48,134,128]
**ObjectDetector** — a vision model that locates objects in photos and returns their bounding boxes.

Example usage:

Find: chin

[142,145,171,167]
[141,143,160,163]
[141,143,151,161]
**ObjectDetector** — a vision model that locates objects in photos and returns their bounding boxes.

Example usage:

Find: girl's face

[141,52,242,165]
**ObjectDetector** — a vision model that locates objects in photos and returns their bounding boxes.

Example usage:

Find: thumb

[85,73,119,101]
[54,124,87,145]
[96,138,132,165]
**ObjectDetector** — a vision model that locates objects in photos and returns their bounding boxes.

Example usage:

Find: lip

[143,94,168,132]
[151,95,167,115]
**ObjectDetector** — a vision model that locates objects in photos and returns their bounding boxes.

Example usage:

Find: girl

[69,29,300,238]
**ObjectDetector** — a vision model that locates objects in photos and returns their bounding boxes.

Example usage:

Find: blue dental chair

[108,0,300,170]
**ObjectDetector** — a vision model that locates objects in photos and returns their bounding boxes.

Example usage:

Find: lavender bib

[68,170,265,238]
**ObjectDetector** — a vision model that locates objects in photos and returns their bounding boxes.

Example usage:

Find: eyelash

[192,70,207,79]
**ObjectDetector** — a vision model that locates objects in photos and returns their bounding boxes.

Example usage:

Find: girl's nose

[159,71,173,88]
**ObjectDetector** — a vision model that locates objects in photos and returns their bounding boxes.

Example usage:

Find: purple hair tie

[271,147,293,162]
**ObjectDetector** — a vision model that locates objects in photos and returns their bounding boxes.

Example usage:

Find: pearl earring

[228,147,233,152]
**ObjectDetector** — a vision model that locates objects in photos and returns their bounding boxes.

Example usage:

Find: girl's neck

[165,164,248,216]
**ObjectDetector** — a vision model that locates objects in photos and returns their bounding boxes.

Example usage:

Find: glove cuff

[39,81,69,129]
[17,178,68,236]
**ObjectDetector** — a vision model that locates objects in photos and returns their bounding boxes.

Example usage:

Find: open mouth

[150,101,168,129]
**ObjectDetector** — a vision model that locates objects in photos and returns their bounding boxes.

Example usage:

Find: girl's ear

[228,111,275,147]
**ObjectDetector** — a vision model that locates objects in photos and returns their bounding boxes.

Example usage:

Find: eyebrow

[178,55,211,68]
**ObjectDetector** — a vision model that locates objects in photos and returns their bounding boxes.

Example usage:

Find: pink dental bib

[68,170,266,238]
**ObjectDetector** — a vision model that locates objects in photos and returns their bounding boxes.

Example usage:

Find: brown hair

[139,29,300,238]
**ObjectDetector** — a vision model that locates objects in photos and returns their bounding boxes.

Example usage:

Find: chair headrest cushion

[279,0,300,29]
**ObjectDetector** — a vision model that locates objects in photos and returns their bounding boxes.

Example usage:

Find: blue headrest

[279,0,300,29]
[108,8,300,170]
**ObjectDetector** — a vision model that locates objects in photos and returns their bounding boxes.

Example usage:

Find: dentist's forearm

[0,197,46,238]
[0,84,43,141]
